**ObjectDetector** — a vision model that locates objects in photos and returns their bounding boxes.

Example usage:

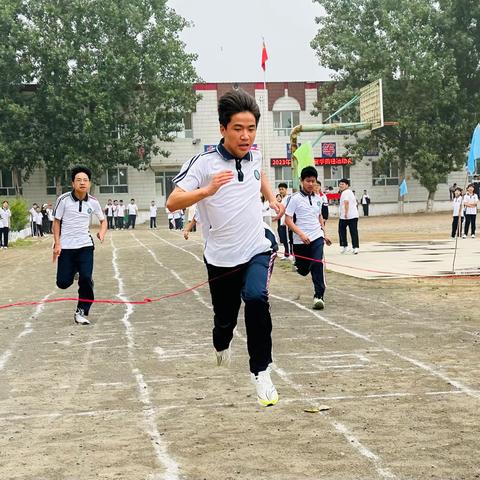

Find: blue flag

[399,179,408,197]
[467,124,480,175]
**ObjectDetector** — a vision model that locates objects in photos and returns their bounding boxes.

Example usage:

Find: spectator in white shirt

[361,190,371,216]
[451,187,464,238]
[105,199,114,229]
[112,199,119,229]
[46,203,54,234]
[0,200,11,248]
[34,206,44,237]
[29,202,38,236]
[149,200,158,228]
[463,183,478,238]
[126,199,138,229]
[273,182,292,260]
[338,178,360,254]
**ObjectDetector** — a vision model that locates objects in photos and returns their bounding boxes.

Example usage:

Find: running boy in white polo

[167,89,284,407]
[285,166,331,310]
[53,166,107,325]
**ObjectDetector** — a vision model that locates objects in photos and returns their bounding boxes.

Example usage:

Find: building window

[274,166,293,189]
[172,113,193,139]
[372,161,399,186]
[100,167,128,194]
[46,171,71,195]
[0,169,22,196]
[323,165,350,189]
[273,111,300,136]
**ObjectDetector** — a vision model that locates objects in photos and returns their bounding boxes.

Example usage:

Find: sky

[167,0,334,83]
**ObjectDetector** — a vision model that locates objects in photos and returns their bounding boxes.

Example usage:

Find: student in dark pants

[451,187,464,238]
[53,166,107,325]
[166,89,284,407]
[275,182,291,260]
[338,178,360,254]
[463,184,478,238]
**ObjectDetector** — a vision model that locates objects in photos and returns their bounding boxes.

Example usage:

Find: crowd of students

[451,183,479,238]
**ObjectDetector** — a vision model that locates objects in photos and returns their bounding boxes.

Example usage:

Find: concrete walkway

[324,238,480,279]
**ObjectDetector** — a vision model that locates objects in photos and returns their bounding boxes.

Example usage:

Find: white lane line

[0,389,470,423]
[271,294,480,400]
[139,232,397,480]
[0,291,54,372]
[111,237,180,480]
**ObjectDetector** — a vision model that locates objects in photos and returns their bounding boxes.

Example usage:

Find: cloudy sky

[167,0,334,82]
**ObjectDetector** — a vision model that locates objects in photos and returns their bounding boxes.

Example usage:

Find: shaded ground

[0,213,479,480]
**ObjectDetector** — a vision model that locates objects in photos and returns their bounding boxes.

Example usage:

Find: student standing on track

[127,199,138,229]
[0,201,11,249]
[116,200,125,230]
[274,182,292,261]
[105,199,114,229]
[451,187,464,238]
[167,89,284,407]
[463,183,478,238]
[149,200,158,229]
[285,166,331,310]
[361,190,371,216]
[53,166,107,325]
[338,178,360,254]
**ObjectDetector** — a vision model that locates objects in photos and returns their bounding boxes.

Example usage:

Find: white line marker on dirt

[111,237,180,480]
[0,291,53,372]
[143,232,398,480]
[271,294,480,400]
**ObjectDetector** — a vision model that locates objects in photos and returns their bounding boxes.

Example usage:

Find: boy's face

[313,182,321,194]
[220,111,257,159]
[278,186,287,197]
[338,181,348,191]
[301,176,316,194]
[2,202,7,208]
[131,200,134,204]
[72,172,90,195]
[454,190,461,197]
[467,186,474,194]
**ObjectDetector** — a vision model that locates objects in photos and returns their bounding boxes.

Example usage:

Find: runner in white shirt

[126,199,138,229]
[149,200,158,229]
[167,89,284,407]
[451,187,464,238]
[285,166,332,310]
[463,184,478,238]
[338,178,360,254]
[53,166,107,325]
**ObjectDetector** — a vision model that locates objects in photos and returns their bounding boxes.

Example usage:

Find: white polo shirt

[339,189,359,219]
[285,191,324,244]
[0,208,11,228]
[464,193,478,215]
[117,204,125,216]
[452,196,464,217]
[150,205,158,217]
[173,142,271,267]
[127,203,138,215]
[54,191,105,249]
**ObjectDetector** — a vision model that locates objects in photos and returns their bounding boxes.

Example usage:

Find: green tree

[13,0,198,191]
[0,0,40,193]
[311,0,477,210]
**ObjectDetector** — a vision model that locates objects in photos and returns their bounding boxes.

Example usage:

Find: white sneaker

[472,234,476,238]
[215,346,231,367]
[74,308,90,325]
[313,297,325,310]
[251,369,278,406]
[353,248,359,255]
[340,247,348,254]
[462,234,466,238]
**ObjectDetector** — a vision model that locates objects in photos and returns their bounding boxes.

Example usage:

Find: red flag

[261,41,268,71]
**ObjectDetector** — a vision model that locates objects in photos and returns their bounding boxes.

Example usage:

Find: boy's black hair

[300,166,318,180]
[218,88,261,128]
[467,183,474,189]
[339,178,350,186]
[71,166,92,182]
[454,187,462,193]
[278,182,288,189]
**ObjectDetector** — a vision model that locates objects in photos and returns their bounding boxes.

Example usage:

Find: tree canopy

[311,0,480,207]
[0,0,198,192]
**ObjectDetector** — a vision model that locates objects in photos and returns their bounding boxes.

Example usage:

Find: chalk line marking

[111,237,180,480]
[0,291,54,372]
[271,294,480,400]
[141,231,397,480]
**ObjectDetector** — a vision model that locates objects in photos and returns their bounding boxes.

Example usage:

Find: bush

[9,198,30,232]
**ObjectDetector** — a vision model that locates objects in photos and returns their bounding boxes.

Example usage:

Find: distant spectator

[451,187,464,238]
[105,199,114,229]
[34,206,44,237]
[338,178,360,254]
[361,190,371,216]
[149,200,158,229]
[117,200,125,229]
[126,199,138,229]
[463,183,478,238]
[0,200,11,249]
[449,183,457,200]
[113,200,119,229]
[46,203,54,234]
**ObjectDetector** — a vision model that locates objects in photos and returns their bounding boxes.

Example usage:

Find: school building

[0,81,465,213]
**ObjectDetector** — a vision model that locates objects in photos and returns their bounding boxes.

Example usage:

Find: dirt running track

[0,220,479,480]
